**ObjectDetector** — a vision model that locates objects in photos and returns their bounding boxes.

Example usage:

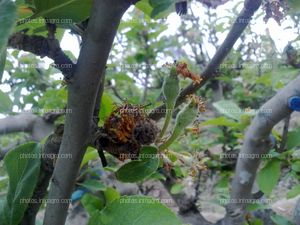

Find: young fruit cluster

[102,104,159,160]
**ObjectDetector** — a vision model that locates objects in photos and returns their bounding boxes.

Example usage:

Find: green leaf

[291,161,300,172]
[3,142,41,225]
[148,172,166,180]
[80,147,99,168]
[0,0,17,54]
[78,180,106,192]
[135,0,153,17]
[116,158,159,183]
[271,215,293,225]
[213,100,243,121]
[32,0,93,23]
[0,90,12,114]
[287,0,300,13]
[287,184,300,199]
[94,196,181,225]
[103,187,120,204]
[116,147,159,183]
[151,1,173,18]
[81,193,105,215]
[0,0,16,81]
[200,116,239,127]
[247,203,268,211]
[286,129,300,149]
[88,211,102,225]
[0,198,6,222]
[139,146,158,161]
[0,47,7,81]
[170,183,184,194]
[149,0,163,7]
[149,0,174,18]
[38,88,67,110]
[99,92,114,123]
[106,72,134,83]
[250,219,264,225]
[257,159,281,195]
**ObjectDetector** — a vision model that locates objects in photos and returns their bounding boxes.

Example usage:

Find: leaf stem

[157,103,173,141]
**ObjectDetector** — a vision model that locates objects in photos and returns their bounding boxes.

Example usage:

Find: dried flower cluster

[263,0,287,25]
[176,62,202,84]
[187,95,206,113]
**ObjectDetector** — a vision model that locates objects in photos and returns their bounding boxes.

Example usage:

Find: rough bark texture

[8,33,75,79]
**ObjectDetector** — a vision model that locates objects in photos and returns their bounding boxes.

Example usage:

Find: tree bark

[42,1,133,225]
[0,113,53,141]
[225,75,300,224]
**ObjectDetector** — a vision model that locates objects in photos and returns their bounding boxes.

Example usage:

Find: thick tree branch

[43,1,133,224]
[20,125,63,225]
[8,32,75,79]
[0,113,53,141]
[0,113,36,134]
[149,0,262,121]
[225,75,300,224]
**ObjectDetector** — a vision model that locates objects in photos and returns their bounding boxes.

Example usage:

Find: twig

[93,73,107,167]
[8,32,75,80]
[111,86,124,102]
[149,0,262,121]
[278,114,291,153]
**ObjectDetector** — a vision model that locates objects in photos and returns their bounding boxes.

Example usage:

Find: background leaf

[257,159,281,195]
[287,184,300,199]
[0,48,7,81]
[135,0,153,17]
[0,90,13,114]
[99,92,114,124]
[0,0,17,53]
[213,100,243,121]
[81,193,104,215]
[0,0,17,80]
[2,142,41,225]
[271,214,293,225]
[286,129,300,149]
[200,116,239,127]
